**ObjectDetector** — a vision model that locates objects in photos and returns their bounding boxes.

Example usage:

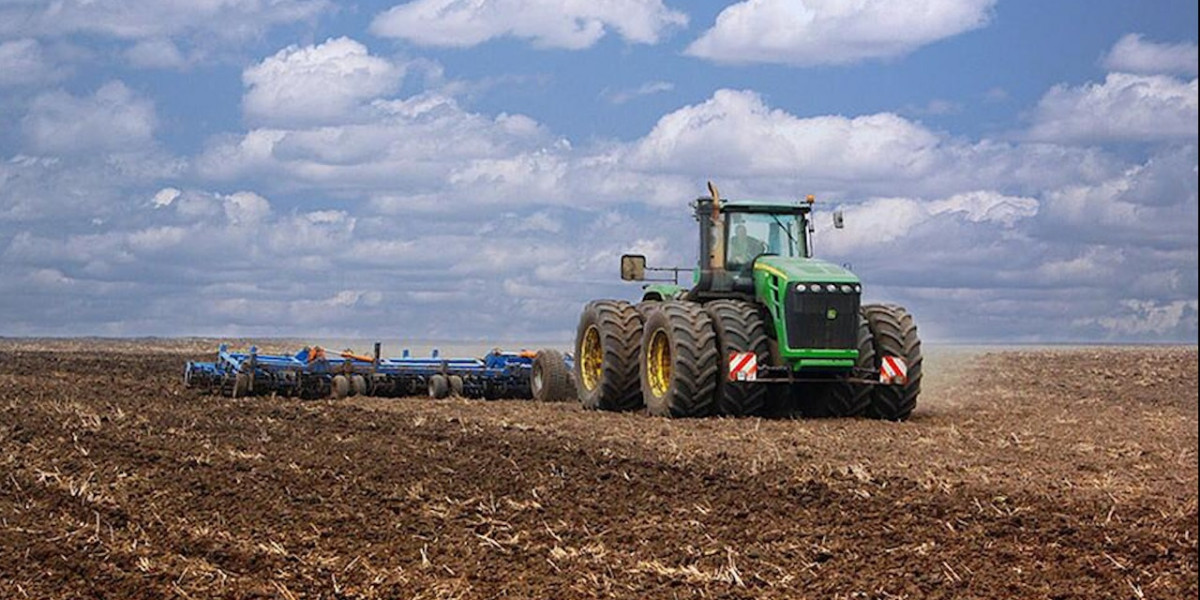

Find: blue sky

[1,0,1197,343]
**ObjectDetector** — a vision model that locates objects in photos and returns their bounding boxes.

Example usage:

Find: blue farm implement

[184,343,574,401]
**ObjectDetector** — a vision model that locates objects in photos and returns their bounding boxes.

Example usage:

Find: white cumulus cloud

[370,0,688,49]
[1025,73,1198,143]
[20,81,157,155]
[582,89,1121,205]
[223,191,272,226]
[1102,33,1198,76]
[243,37,405,127]
[124,38,188,70]
[1037,145,1199,249]
[626,88,942,180]
[1076,300,1199,338]
[151,187,182,208]
[0,39,68,87]
[929,191,1039,227]
[820,191,1038,253]
[0,0,330,42]
[606,80,675,105]
[203,86,1126,216]
[686,0,996,66]
[200,88,558,198]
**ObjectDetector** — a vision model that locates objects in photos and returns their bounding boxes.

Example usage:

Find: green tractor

[573,182,922,420]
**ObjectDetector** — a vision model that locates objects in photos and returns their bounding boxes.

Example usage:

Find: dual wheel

[573,299,922,420]
[574,299,768,418]
[331,374,369,399]
[859,303,922,420]
[427,374,464,399]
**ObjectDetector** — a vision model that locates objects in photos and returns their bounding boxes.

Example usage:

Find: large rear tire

[634,300,661,320]
[575,300,644,411]
[862,304,922,421]
[704,300,771,417]
[640,302,719,418]
[532,349,574,402]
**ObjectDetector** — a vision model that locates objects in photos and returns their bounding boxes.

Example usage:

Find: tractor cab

[698,199,813,297]
[725,209,806,269]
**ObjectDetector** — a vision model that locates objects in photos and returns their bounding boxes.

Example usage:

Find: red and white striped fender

[728,352,758,382]
[880,355,908,385]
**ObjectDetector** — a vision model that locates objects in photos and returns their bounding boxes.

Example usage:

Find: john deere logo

[826,308,838,320]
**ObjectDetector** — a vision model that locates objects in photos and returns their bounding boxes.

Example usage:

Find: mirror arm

[643,266,687,285]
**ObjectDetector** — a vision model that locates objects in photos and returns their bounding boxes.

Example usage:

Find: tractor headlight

[854,284,862,293]
[841,284,853,293]
[826,284,837,292]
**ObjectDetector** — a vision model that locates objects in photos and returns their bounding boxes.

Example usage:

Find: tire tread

[704,300,771,417]
[862,303,923,421]
[642,301,719,418]
[575,300,644,411]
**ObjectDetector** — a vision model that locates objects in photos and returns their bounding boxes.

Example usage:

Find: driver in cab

[728,224,766,267]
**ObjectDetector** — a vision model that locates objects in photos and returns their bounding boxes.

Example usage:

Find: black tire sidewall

[640,308,674,417]
[862,304,922,421]
[533,349,572,402]
[639,302,718,418]
[704,300,770,417]
[574,300,642,411]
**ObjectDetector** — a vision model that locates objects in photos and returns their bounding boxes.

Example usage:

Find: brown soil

[1,344,1196,599]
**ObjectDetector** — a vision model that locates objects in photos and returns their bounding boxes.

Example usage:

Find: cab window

[725,212,804,269]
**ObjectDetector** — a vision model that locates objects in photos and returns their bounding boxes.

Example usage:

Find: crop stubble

[0,344,1195,599]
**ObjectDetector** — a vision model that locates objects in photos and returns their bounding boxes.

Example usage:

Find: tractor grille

[784,284,859,350]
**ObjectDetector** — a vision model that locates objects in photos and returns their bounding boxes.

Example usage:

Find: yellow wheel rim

[580,325,603,391]
[646,328,672,398]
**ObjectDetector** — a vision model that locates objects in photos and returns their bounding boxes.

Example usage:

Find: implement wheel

[232,373,252,398]
[351,374,368,397]
[705,300,771,417]
[332,375,350,399]
[428,374,450,399]
[640,301,719,418]
[575,300,644,411]
[532,349,574,402]
[862,304,923,421]
[448,375,464,397]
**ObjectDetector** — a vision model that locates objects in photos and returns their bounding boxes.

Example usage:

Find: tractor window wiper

[769,214,798,256]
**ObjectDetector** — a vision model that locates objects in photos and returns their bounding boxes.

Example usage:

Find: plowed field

[1,343,1196,599]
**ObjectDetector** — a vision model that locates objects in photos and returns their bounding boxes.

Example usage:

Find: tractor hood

[753,256,860,284]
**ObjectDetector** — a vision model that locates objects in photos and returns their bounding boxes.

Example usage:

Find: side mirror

[833,210,845,229]
[620,254,647,281]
